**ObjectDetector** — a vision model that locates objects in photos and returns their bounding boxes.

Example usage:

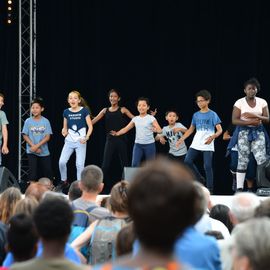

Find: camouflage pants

[237,130,266,171]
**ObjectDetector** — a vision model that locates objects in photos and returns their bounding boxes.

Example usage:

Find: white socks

[236,172,246,189]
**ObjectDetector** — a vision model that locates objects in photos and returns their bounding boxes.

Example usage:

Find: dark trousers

[102,137,129,193]
[27,154,54,182]
[184,148,214,192]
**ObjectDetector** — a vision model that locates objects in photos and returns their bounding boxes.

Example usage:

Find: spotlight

[8,6,12,10]
[8,0,12,4]
[7,19,12,24]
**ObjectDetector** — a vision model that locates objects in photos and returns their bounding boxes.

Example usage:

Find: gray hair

[80,165,103,192]
[233,218,270,270]
[230,192,260,223]
[192,182,208,222]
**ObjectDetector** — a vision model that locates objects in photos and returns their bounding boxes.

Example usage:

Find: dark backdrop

[1,0,270,194]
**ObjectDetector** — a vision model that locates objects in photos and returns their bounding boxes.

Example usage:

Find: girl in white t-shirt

[232,77,269,191]
[110,97,162,167]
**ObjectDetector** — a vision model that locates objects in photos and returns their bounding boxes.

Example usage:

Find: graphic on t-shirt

[30,125,46,135]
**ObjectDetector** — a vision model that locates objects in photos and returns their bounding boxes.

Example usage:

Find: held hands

[30,145,41,153]
[1,145,9,155]
[150,108,157,116]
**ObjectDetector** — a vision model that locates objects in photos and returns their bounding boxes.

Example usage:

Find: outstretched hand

[150,108,157,116]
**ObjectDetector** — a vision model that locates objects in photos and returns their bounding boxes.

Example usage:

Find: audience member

[210,204,233,233]
[116,222,135,256]
[96,157,197,270]
[7,214,38,263]
[71,180,130,265]
[194,183,230,239]
[25,182,49,202]
[14,197,39,216]
[175,181,222,270]
[254,198,270,218]
[232,218,270,270]
[229,192,260,225]
[38,177,54,191]
[10,196,87,270]
[68,180,82,201]
[0,187,22,224]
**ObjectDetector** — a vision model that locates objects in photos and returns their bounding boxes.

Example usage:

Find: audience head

[0,187,22,224]
[38,177,54,191]
[210,204,233,233]
[33,196,73,244]
[80,165,104,193]
[109,180,129,214]
[232,218,270,270]
[254,198,270,218]
[230,192,260,224]
[68,180,82,201]
[128,157,196,254]
[7,213,38,262]
[116,222,135,256]
[25,182,49,202]
[14,197,39,216]
[192,182,208,223]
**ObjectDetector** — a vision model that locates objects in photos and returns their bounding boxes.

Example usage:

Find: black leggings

[102,137,129,193]
[27,154,54,182]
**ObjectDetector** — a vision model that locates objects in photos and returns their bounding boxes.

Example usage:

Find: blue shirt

[3,242,80,267]
[63,107,90,142]
[175,227,221,270]
[22,116,52,156]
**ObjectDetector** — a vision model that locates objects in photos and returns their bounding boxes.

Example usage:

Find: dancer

[176,90,222,194]
[231,77,269,191]
[92,89,133,192]
[156,109,187,161]
[111,97,162,167]
[58,91,93,189]
[223,124,257,192]
[22,98,54,182]
[0,93,9,165]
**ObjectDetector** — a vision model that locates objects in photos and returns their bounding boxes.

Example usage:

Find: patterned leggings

[237,130,266,171]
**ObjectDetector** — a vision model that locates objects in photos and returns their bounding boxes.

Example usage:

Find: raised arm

[110,120,135,136]
[121,107,134,119]
[92,108,106,125]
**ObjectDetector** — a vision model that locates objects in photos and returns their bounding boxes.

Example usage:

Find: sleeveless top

[105,107,127,139]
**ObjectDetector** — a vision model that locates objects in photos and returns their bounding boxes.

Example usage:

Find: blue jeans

[132,143,156,167]
[59,140,87,181]
[184,148,214,192]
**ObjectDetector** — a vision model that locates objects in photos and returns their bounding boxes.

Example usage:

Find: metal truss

[18,0,36,181]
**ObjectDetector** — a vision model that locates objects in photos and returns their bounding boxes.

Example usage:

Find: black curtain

[1,0,270,194]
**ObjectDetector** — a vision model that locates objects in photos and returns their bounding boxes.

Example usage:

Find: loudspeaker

[0,166,20,192]
[122,167,142,182]
[256,159,270,188]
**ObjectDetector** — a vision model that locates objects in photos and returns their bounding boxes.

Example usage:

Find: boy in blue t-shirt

[176,90,222,194]
[22,98,53,182]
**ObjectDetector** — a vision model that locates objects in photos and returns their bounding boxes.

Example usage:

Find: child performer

[58,90,93,189]
[156,110,187,161]
[22,97,53,182]
[176,90,222,194]
[0,93,9,165]
[111,97,162,167]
